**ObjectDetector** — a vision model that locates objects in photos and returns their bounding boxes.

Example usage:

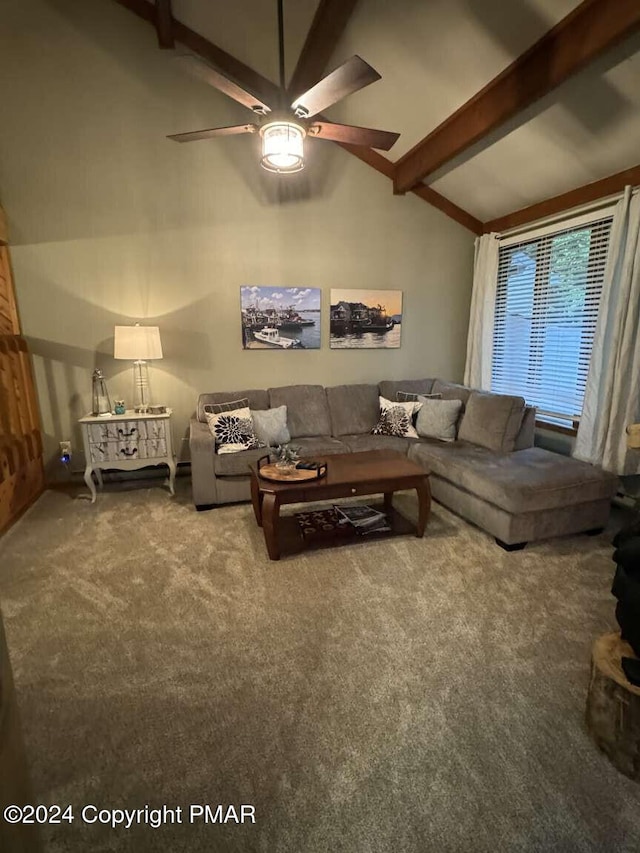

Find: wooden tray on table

[257,456,327,483]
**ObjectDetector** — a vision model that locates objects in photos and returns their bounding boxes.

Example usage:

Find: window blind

[491,216,613,428]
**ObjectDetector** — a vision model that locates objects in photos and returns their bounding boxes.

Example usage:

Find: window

[491,214,613,429]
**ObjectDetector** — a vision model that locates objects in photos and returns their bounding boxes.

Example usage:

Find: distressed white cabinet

[79,410,176,503]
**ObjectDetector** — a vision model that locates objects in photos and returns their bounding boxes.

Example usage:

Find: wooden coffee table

[249,449,431,561]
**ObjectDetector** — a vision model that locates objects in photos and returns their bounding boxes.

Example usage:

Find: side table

[79,410,176,503]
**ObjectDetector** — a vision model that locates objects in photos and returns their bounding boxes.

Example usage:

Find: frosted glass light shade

[260,121,305,173]
[114,325,163,361]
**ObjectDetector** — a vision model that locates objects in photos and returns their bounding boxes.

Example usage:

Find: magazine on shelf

[333,504,390,533]
[355,517,392,535]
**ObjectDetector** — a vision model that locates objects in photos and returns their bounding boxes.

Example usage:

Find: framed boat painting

[240,286,321,350]
[330,289,402,349]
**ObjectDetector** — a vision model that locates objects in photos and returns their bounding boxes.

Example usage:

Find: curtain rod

[496,185,639,240]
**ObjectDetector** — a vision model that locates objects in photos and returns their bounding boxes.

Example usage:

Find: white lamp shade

[114,325,163,360]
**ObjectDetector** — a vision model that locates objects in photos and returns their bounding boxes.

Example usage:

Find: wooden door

[0,208,44,533]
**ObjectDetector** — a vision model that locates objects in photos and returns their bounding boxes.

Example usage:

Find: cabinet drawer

[301,481,383,503]
[89,440,142,462]
[89,438,169,463]
[87,420,143,442]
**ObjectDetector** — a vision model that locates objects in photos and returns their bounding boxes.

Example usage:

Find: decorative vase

[273,443,299,471]
[91,369,112,417]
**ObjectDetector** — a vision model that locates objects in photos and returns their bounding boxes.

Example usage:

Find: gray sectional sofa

[189,378,618,549]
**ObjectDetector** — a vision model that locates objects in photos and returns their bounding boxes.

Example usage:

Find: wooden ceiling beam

[412,186,483,235]
[155,0,174,49]
[394,0,640,195]
[288,0,360,100]
[484,164,640,233]
[112,0,481,233]
[336,146,482,233]
[113,0,281,105]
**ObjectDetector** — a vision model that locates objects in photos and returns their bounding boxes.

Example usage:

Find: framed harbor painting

[240,286,321,350]
[330,289,402,349]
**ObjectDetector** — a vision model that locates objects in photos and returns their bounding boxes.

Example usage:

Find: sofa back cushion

[197,390,269,423]
[326,384,379,436]
[514,405,536,450]
[431,380,473,408]
[378,378,435,401]
[268,385,331,438]
[458,390,525,452]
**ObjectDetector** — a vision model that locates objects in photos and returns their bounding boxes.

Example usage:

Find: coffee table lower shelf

[276,503,416,558]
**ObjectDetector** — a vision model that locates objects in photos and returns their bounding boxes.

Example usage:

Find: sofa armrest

[189,418,218,506]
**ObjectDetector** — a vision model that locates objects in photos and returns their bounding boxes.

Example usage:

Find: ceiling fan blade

[167,124,258,143]
[174,54,273,115]
[291,56,381,118]
[309,121,399,151]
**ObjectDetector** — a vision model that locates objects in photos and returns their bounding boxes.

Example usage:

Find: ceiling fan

[167,0,400,174]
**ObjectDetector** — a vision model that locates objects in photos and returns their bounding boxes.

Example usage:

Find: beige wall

[0,0,474,475]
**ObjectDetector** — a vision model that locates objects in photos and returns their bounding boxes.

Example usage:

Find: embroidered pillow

[371,396,421,439]
[205,406,262,454]
[396,390,441,403]
[396,390,441,426]
[203,397,249,415]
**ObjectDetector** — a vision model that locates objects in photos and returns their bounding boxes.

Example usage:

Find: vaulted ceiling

[117,0,640,233]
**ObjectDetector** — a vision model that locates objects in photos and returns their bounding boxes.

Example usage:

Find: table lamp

[114,324,163,413]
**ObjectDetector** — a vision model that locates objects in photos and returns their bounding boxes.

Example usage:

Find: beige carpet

[1,480,639,852]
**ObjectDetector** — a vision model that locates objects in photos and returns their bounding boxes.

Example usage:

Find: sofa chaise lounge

[189,378,618,549]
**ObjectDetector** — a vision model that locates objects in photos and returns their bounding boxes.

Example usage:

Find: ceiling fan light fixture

[260,120,305,173]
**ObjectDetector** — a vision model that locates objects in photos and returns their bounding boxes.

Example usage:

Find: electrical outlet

[60,440,72,464]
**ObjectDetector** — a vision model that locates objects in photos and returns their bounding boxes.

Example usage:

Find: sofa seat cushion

[294,436,350,457]
[458,390,525,452]
[340,434,412,455]
[268,385,331,438]
[214,446,266,476]
[408,442,618,513]
[326,384,379,436]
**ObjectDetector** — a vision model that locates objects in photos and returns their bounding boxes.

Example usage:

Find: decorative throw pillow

[415,397,463,442]
[372,396,421,439]
[205,406,262,454]
[251,406,291,447]
[396,390,441,403]
[203,397,249,415]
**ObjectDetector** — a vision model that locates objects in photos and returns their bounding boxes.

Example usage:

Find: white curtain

[574,187,640,474]
[463,233,499,389]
